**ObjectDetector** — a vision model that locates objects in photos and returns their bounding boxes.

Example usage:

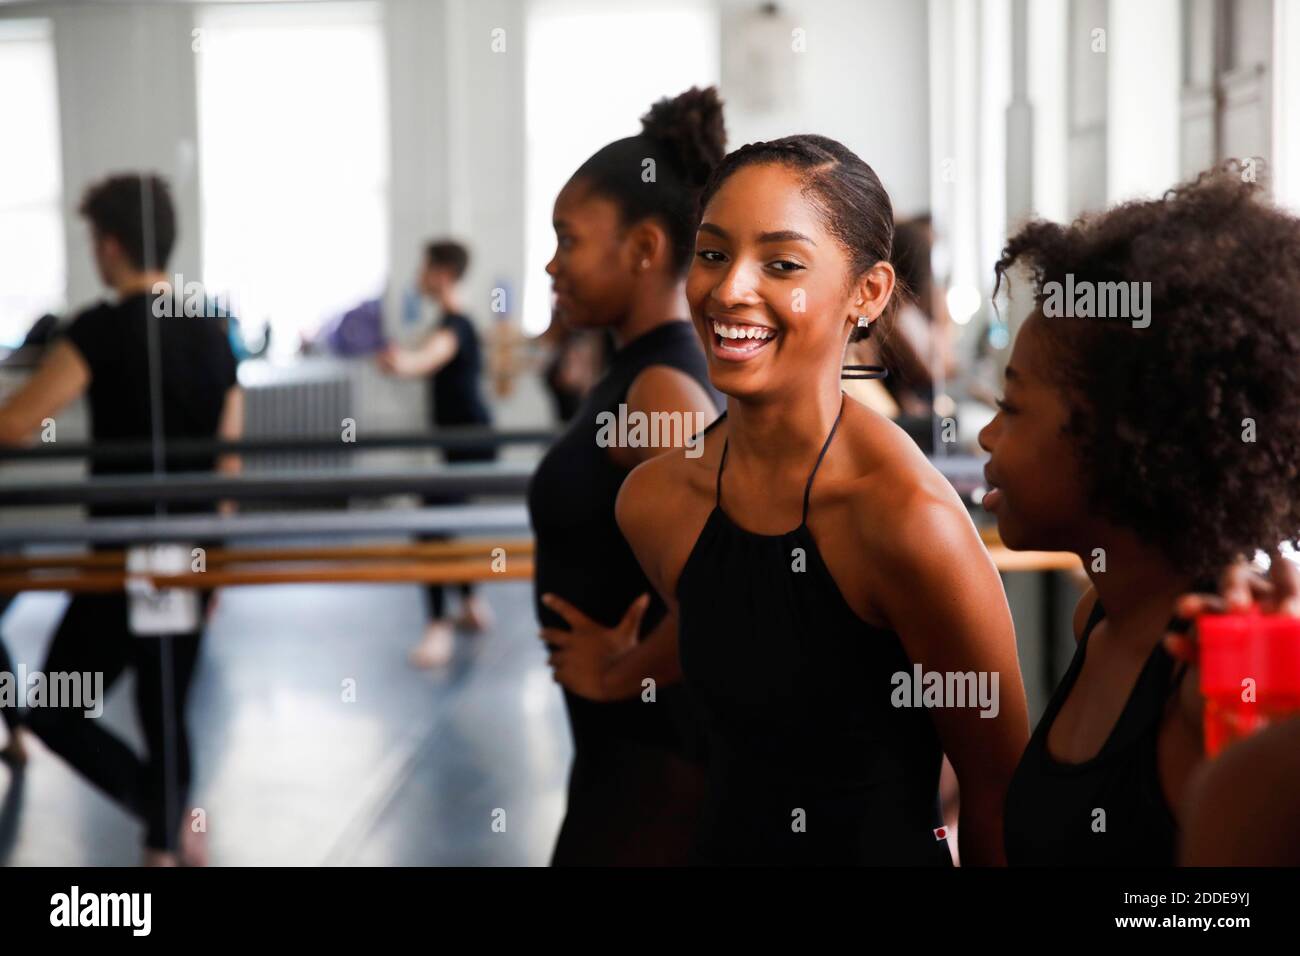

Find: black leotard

[1004,600,1187,865]
[675,396,952,865]
[528,319,720,865]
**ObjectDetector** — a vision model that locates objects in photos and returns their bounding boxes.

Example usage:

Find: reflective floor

[0,578,569,866]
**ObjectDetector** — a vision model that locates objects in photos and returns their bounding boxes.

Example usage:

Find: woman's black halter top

[675,395,952,865]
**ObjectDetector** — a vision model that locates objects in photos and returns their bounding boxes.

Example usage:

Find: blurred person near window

[378,240,497,668]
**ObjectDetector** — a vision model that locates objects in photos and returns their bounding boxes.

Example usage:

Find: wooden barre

[0,551,1078,586]
[0,522,1078,580]
[0,557,535,594]
[0,539,1077,576]
[978,526,1082,573]
[0,539,535,572]
[985,546,1083,573]
[0,548,1077,589]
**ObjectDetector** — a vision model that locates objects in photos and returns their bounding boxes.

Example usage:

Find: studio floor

[0,578,569,866]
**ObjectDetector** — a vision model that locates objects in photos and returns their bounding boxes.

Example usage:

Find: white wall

[718,0,932,217]
[1106,0,1181,203]
[1274,0,1300,214]
[383,0,525,337]
[1027,0,1068,223]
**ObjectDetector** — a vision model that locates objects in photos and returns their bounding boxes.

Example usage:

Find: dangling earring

[843,314,888,380]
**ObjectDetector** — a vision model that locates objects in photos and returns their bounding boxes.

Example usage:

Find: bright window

[0,19,65,348]
[196,2,388,359]
[522,0,719,335]
[1276,0,1300,214]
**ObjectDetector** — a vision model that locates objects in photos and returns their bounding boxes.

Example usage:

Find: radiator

[239,358,353,480]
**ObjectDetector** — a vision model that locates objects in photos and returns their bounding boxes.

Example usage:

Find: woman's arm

[0,340,90,445]
[545,445,698,702]
[617,454,701,683]
[616,454,681,610]
[377,327,459,379]
[542,592,684,701]
[602,607,685,692]
[868,490,1030,866]
[544,362,714,701]
[1181,717,1300,865]
[609,364,718,468]
[215,385,244,515]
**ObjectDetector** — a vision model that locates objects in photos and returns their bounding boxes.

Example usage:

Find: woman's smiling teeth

[711,320,777,356]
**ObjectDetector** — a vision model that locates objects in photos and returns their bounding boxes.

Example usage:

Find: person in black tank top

[1003,600,1188,865]
[980,164,1300,865]
[675,399,953,864]
[530,321,719,864]
[380,240,497,669]
[0,174,241,865]
[527,88,726,865]
[619,137,1030,866]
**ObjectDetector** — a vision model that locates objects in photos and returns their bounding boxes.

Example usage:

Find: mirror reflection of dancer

[380,241,497,668]
[0,173,243,865]
[620,136,1029,865]
[527,87,725,865]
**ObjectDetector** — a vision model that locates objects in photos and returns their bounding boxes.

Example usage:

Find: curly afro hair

[993,161,1300,582]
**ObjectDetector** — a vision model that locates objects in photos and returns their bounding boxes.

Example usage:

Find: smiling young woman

[617,135,1029,865]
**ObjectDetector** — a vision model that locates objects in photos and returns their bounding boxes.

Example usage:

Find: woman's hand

[1165,548,1300,653]
[540,592,650,702]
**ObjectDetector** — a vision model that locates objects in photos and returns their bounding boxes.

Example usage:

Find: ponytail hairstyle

[570,86,726,275]
[698,134,896,376]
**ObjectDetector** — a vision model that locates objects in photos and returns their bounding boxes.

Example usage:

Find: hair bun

[640,86,727,186]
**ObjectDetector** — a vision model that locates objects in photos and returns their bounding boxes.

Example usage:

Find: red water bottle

[1198,611,1300,756]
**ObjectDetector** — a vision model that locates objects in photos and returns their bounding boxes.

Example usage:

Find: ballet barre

[0,503,532,546]
[0,462,535,507]
[0,426,560,462]
[0,539,534,571]
[0,539,535,594]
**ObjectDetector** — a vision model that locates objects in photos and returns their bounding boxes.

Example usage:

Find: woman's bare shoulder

[617,421,724,543]
[833,399,970,542]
